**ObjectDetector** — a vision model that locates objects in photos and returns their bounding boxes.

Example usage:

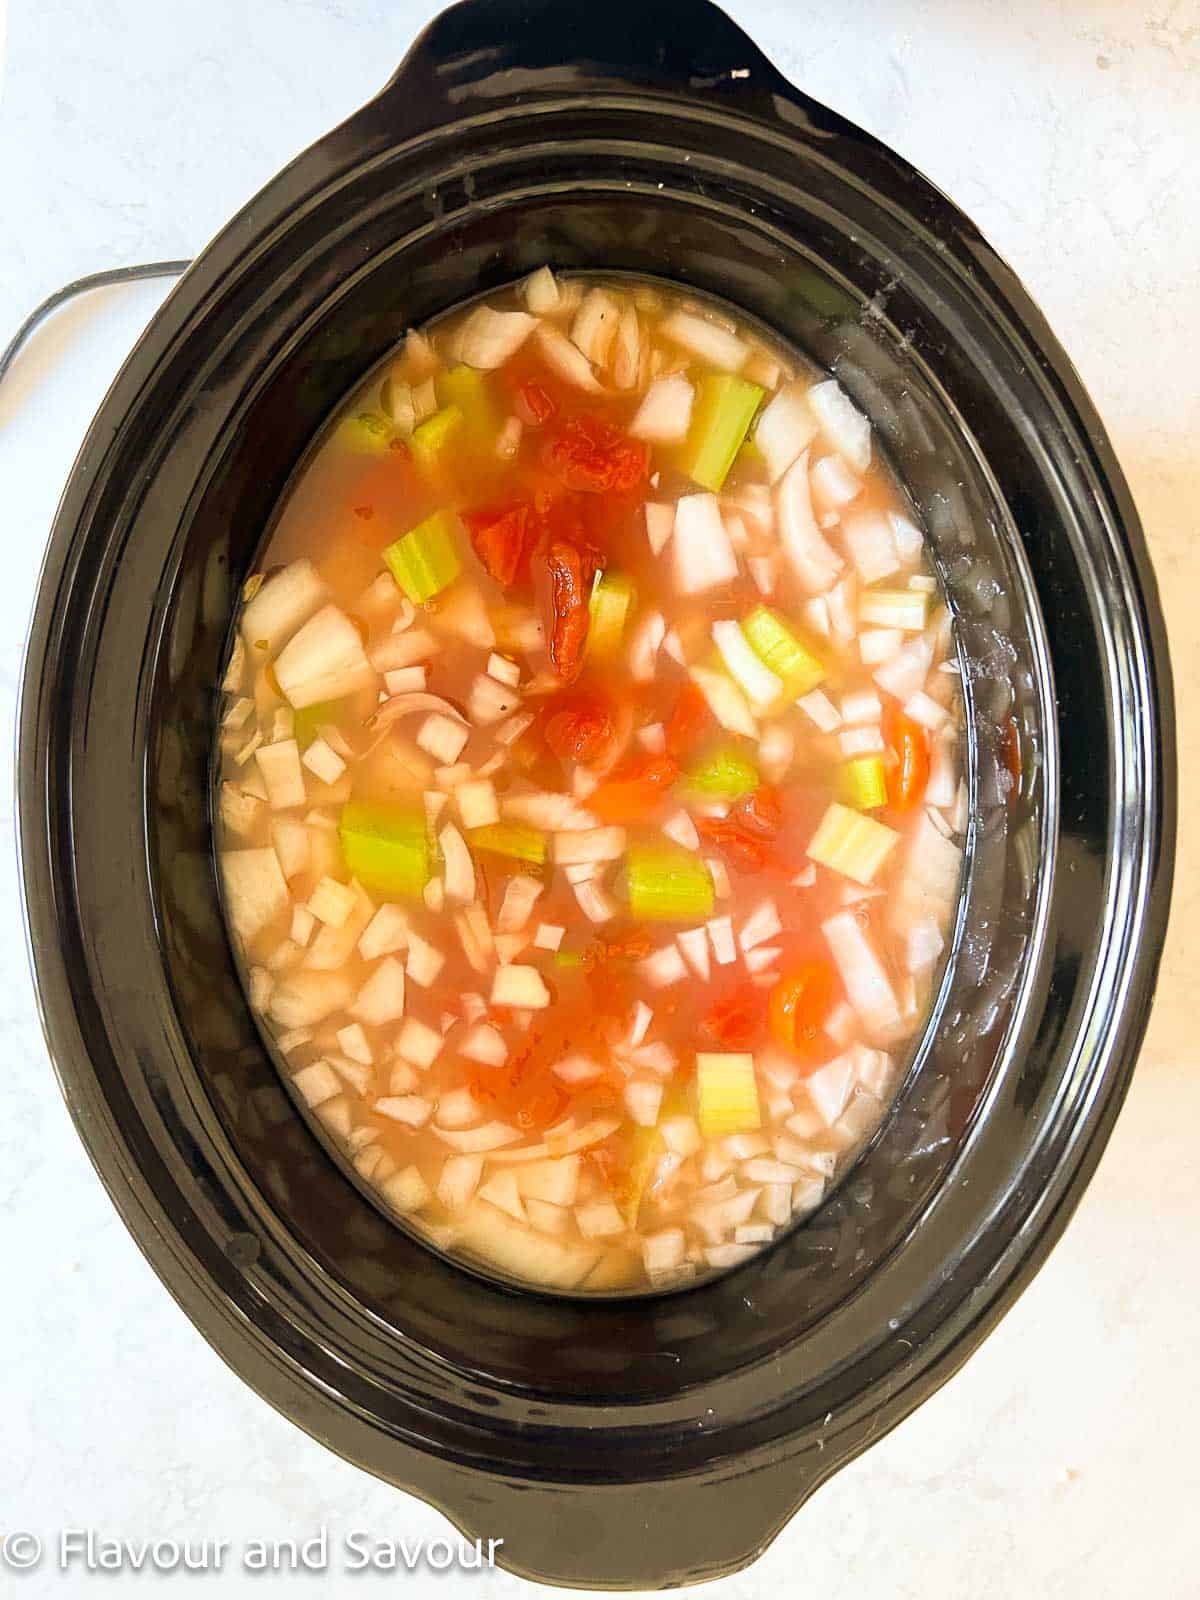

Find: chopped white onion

[796,688,841,732]
[640,944,688,988]
[739,899,782,952]
[629,610,667,682]
[673,494,740,594]
[690,665,758,738]
[659,309,749,372]
[777,452,844,594]
[645,502,676,557]
[496,876,543,934]
[755,381,818,482]
[438,822,476,904]
[662,809,700,851]
[455,305,537,369]
[808,379,871,472]
[676,927,711,981]
[822,911,902,1037]
[491,965,551,1009]
[629,374,695,442]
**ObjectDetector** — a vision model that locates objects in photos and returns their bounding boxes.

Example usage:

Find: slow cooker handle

[382,0,795,130]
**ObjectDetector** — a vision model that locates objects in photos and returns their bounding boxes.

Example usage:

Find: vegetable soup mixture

[216,270,966,1293]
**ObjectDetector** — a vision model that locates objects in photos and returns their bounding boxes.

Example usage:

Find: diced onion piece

[739,899,782,952]
[504,791,598,831]
[807,802,899,886]
[629,610,666,683]
[662,809,700,851]
[805,1053,857,1125]
[376,1093,434,1129]
[575,880,617,923]
[554,826,626,865]
[534,323,604,392]
[777,452,844,595]
[822,910,902,1036]
[495,876,543,934]
[221,846,291,944]
[860,628,903,664]
[696,1053,761,1138]
[843,512,900,584]
[662,628,687,666]
[290,905,315,947]
[383,665,427,696]
[486,652,521,688]
[455,306,537,369]
[256,740,307,810]
[571,288,621,366]
[643,1228,687,1278]
[468,674,521,726]
[758,724,795,782]
[637,722,666,754]
[797,688,841,732]
[479,1169,527,1222]
[860,588,930,631]
[274,604,375,710]
[459,1023,508,1068]
[659,309,749,373]
[436,1121,523,1154]
[292,1061,342,1109]
[874,634,934,699]
[625,1078,664,1128]
[553,1054,603,1086]
[490,965,551,1009]
[454,780,498,831]
[904,917,946,972]
[677,926,711,980]
[640,944,688,988]
[437,822,476,904]
[706,915,737,967]
[395,1017,443,1070]
[744,946,781,975]
[576,1199,626,1239]
[301,736,346,786]
[629,374,695,442]
[690,665,758,738]
[811,453,863,509]
[673,493,740,595]
[628,1002,654,1050]
[524,266,560,315]
[839,725,885,757]
[808,379,871,472]
[495,712,535,747]
[889,511,926,563]
[307,876,357,928]
[904,690,950,731]
[438,1153,484,1211]
[533,922,565,951]
[661,1115,702,1159]
[417,713,470,765]
[754,381,818,482]
[404,932,445,989]
[612,302,641,390]
[241,559,327,654]
[349,956,407,1025]
[926,734,958,809]
[369,628,438,672]
[712,620,783,709]
[268,970,353,1029]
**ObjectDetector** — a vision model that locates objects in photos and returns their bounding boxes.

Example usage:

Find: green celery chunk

[684,746,759,800]
[678,375,765,493]
[841,755,888,811]
[741,606,825,697]
[627,846,714,921]
[292,699,343,751]
[554,950,584,968]
[337,411,394,454]
[382,509,463,604]
[437,365,498,443]
[338,802,431,898]
[696,1053,761,1138]
[410,404,464,473]
[467,822,547,866]
[806,802,899,886]
[586,571,636,661]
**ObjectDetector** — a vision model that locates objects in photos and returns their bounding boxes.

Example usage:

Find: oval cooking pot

[18,0,1173,1587]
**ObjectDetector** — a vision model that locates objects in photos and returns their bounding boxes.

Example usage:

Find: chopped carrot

[767,961,836,1061]
[588,754,680,823]
[884,708,930,811]
[665,682,714,761]
[703,983,764,1050]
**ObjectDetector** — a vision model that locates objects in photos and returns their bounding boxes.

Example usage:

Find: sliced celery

[627,847,714,921]
[586,571,636,661]
[806,801,899,885]
[858,588,930,631]
[683,746,759,799]
[741,606,825,698]
[410,404,464,474]
[678,375,765,493]
[338,802,431,898]
[554,950,584,968]
[437,365,498,444]
[292,699,342,751]
[467,821,547,866]
[337,411,394,454]
[382,510,463,604]
[841,755,888,811]
[696,1053,761,1138]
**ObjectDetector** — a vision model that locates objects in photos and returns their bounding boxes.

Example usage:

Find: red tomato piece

[462,502,532,588]
[730,785,784,840]
[588,753,680,824]
[665,682,715,761]
[544,415,648,494]
[696,816,771,873]
[884,708,930,811]
[768,962,836,1060]
[516,382,557,428]
[702,983,765,1050]
[544,693,617,765]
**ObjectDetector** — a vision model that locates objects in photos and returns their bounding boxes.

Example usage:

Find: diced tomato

[516,382,557,428]
[665,682,715,761]
[545,540,593,680]
[696,816,772,873]
[544,693,616,764]
[768,961,836,1060]
[730,785,783,840]
[462,502,532,588]
[702,983,764,1050]
[588,753,680,824]
[544,415,648,494]
[884,708,930,811]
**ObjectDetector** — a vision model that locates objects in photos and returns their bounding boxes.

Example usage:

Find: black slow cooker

[18,0,1173,1586]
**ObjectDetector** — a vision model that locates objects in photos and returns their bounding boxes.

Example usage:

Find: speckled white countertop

[2,2,1197,1594]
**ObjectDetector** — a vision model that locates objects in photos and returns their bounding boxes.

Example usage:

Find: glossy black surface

[18,0,1173,1587]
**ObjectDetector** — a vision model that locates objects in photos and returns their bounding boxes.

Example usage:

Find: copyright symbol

[1,1532,42,1571]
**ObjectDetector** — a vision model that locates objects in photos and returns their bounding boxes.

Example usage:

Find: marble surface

[1,1,1197,1594]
